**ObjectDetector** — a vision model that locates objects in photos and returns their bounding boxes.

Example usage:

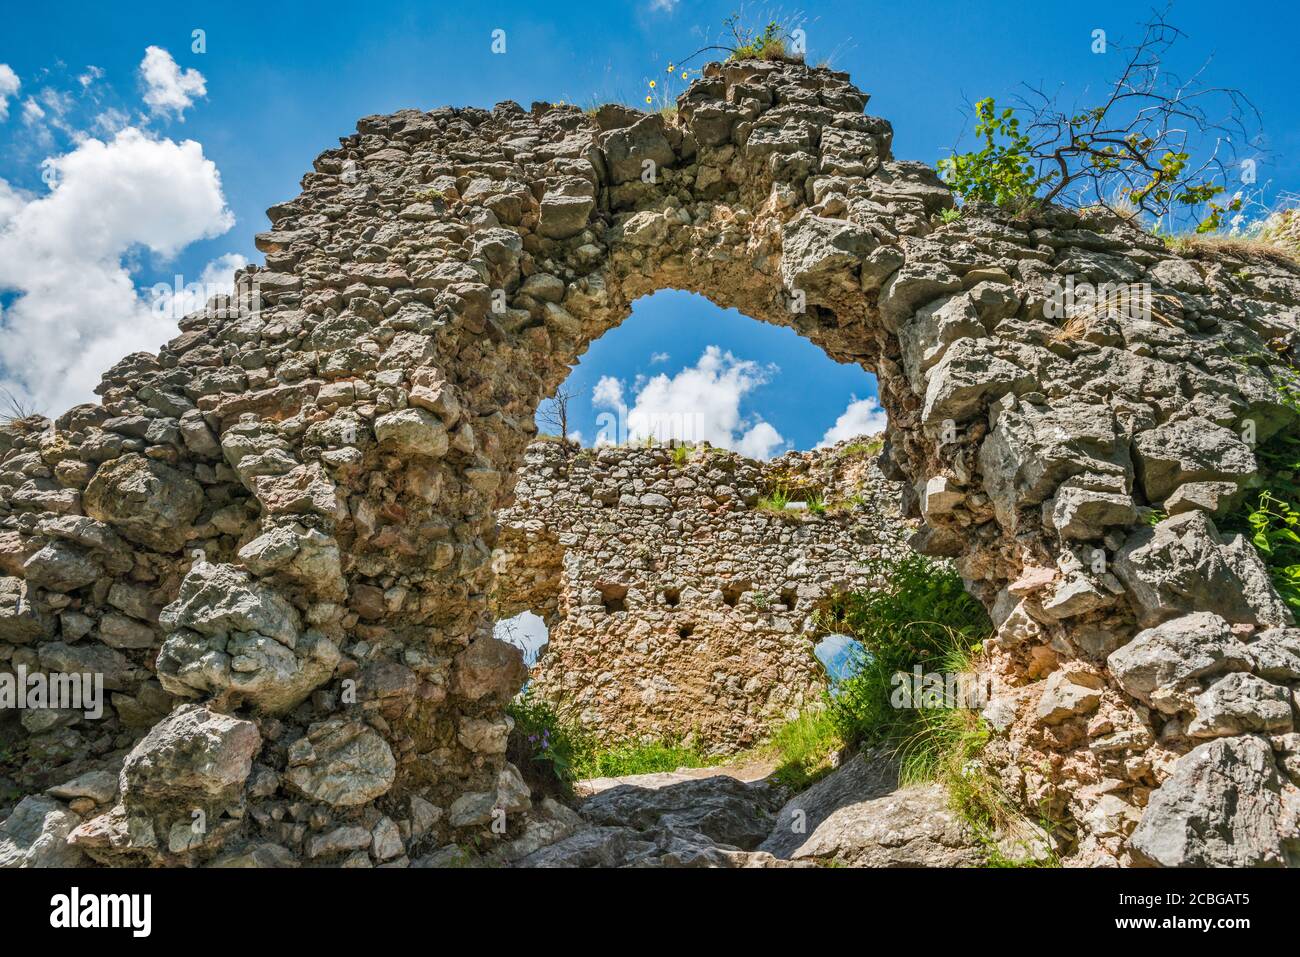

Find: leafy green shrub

[821,554,992,749]
[1221,371,1300,616]
[506,688,588,797]
[937,98,1038,208]
[725,17,796,62]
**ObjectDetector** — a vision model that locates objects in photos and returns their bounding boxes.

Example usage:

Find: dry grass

[1165,233,1300,269]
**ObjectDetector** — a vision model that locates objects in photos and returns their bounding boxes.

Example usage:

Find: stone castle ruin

[493,437,912,750]
[2,58,1300,867]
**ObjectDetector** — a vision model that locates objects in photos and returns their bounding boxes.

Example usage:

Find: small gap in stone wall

[721,581,748,607]
[597,582,628,613]
[494,610,550,667]
[662,587,681,608]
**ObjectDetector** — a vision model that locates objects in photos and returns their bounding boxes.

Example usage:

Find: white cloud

[0,65,19,121]
[735,421,784,459]
[818,396,889,448]
[148,252,248,320]
[78,66,105,89]
[0,127,235,414]
[650,351,670,364]
[139,46,206,119]
[21,98,45,125]
[649,0,679,10]
[592,374,625,410]
[593,345,786,459]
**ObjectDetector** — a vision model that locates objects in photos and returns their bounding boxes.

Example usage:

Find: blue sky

[1,0,1296,448]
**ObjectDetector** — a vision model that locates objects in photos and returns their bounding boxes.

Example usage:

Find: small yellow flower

[645,95,652,104]
[649,80,656,88]
[680,71,689,80]
[667,64,675,73]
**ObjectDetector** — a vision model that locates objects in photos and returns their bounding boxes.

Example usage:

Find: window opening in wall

[598,582,628,613]
[494,611,550,666]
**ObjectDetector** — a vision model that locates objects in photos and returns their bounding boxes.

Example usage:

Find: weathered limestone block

[453,634,527,703]
[447,764,531,827]
[1108,612,1252,715]
[1114,511,1292,628]
[780,212,877,301]
[1133,418,1256,504]
[1247,627,1300,681]
[1035,668,1104,725]
[285,719,397,807]
[0,796,85,868]
[1129,735,1292,867]
[83,453,203,552]
[160,561,301,648]
[0,575,51,642]
[119,704,261,806]
[1187,673,1293,738]
[374,408,449,458]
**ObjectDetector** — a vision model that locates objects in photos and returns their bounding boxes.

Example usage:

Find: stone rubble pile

[2,57,1300,866]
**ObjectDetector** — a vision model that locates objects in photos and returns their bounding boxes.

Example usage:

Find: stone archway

[3,58,1299,868]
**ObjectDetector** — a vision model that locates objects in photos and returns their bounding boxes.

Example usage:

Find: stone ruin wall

[1,57,1300,868]
[492,437,913,751]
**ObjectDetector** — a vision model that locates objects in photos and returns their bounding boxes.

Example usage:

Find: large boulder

[83,454,203,552]
[1114,511,1292,628]
[580,774,780,850]
[758,753,984,866]
[1107,612,1252,715]
[1129,735,1293,867]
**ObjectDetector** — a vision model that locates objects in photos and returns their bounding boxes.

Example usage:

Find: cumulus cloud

[0,127,235,414]
[0,65,18,121]
[139,46,206,119]
[649,351,670,364]
[818,396,889,448]
[592,346,787,459]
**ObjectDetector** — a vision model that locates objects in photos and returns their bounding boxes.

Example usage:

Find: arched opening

[535,289,883,457]
[493,286,901,763]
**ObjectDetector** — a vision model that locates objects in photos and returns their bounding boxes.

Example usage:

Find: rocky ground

[403,751,996,869]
